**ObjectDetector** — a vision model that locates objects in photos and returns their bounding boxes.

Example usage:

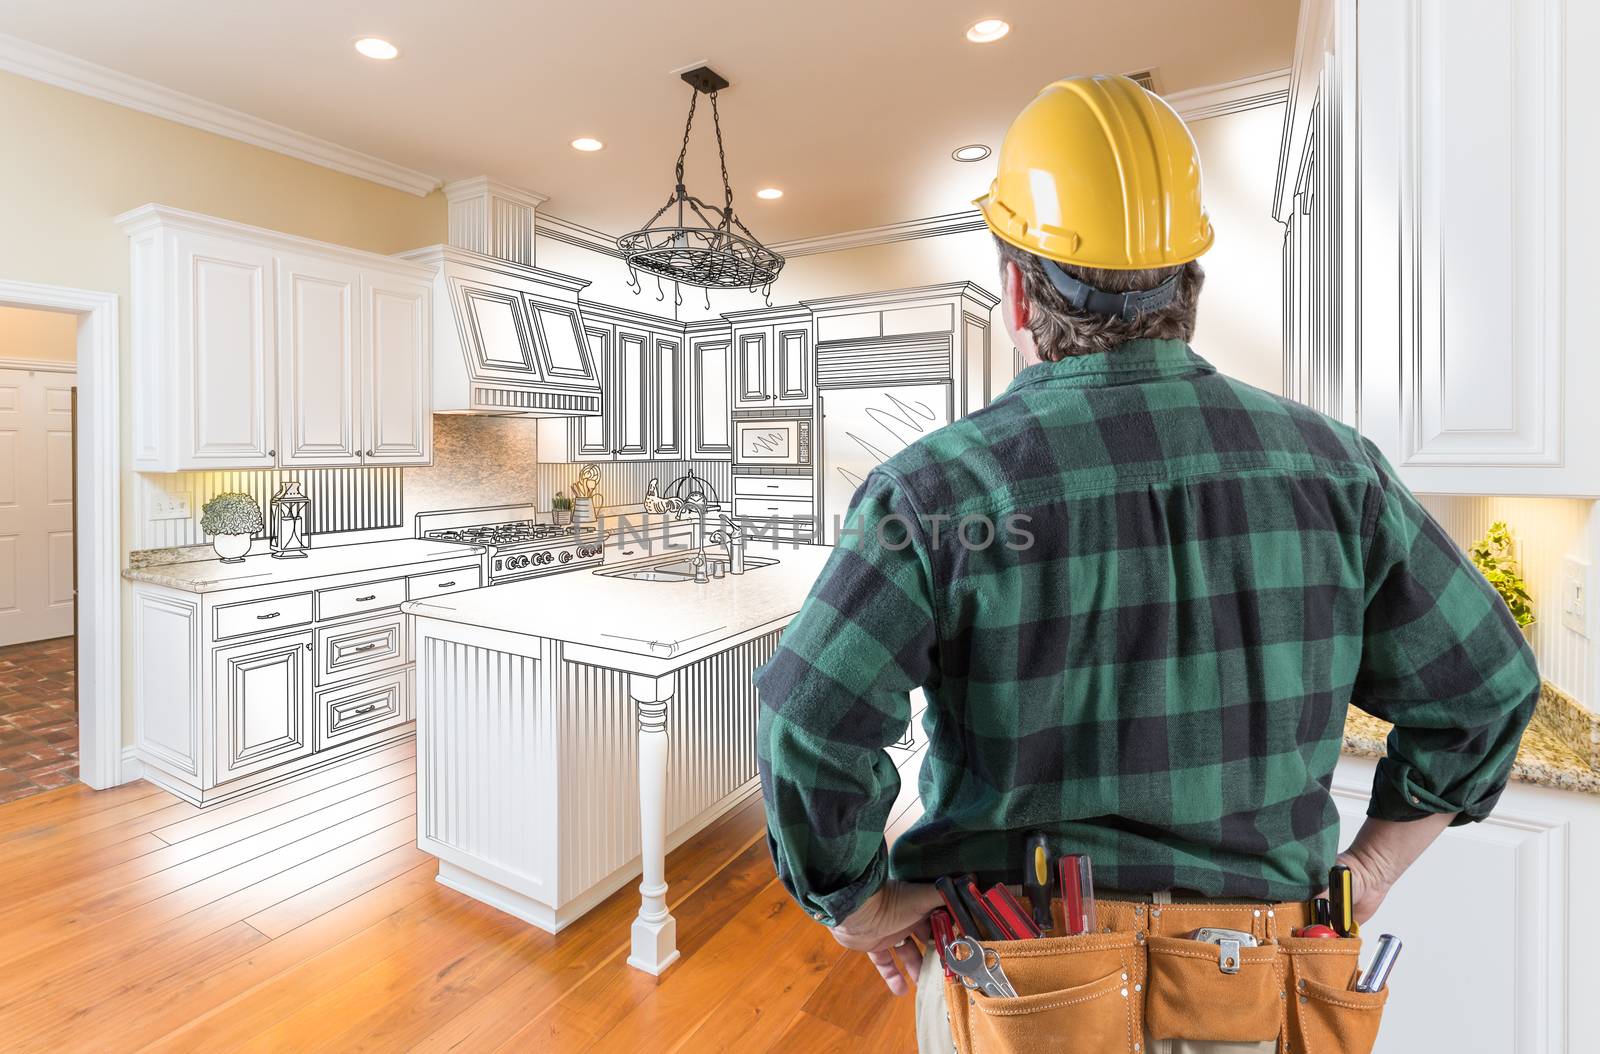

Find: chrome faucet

[692,511,746,580]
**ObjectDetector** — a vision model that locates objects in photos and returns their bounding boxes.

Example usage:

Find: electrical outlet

[1561,557,1589,638]
[150,492,192,521]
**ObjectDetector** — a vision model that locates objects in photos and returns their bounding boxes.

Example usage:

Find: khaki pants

[914,949,1276,1054]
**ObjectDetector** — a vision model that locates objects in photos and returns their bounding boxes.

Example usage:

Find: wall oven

[732,417,811,469]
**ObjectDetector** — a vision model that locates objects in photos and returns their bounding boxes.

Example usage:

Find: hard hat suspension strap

[1040,259,1182,323]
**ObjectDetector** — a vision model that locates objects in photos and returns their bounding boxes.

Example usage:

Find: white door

[363,274,432,465]
[0,366,76,646]
[277,254,360,467]
[819,383,950,543]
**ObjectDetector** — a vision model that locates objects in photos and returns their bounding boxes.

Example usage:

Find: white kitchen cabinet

[1279,0,1596,496]
[652,333,683,458]
[119,205,436,471]
[213,630,314,782]
[687,321,733,460]
[277,254,360,467]
[363,273,432,464]
[733,326,771,408]
[574,325,614,458]
[774,323,811,406]
[613,326,652,460]
[729,309,813,409]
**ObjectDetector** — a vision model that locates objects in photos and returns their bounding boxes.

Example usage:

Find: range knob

[538,552,552,565]
[559,551,572,564]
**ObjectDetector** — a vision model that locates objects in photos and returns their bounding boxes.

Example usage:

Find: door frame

[0,279,121,789]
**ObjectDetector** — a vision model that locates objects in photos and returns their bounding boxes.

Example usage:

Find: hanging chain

[673,89,698,188]
[709,91,734,217]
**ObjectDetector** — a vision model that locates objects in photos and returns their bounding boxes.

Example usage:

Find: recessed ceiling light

[965,18,1011,43]
[952,144,992,162]
[756,187,784,200]
[571,137,605,152]
[354,37,399,60]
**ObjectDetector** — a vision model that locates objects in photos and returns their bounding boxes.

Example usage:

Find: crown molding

[771,210,991,258]
[537,213,624,258]
[0,32,441,196]
[1166,67,1291,122]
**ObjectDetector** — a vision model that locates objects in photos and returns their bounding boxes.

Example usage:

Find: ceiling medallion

[618,66,784,302]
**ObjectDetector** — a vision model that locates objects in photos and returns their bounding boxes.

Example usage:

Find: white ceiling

[0,0,1297,243]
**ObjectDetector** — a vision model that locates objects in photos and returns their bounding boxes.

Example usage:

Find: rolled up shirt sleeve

[1355,442,1541,825]
[754,470,939,925]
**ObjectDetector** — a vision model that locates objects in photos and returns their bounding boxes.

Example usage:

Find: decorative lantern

[269,481,311,559]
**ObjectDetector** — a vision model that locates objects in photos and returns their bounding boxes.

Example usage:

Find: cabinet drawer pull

[355,594,377,602]
[256,611,280,620]
[349,642,382,653]
[766,483,779,489]
[437,580,456,588]
[351,703,379,715]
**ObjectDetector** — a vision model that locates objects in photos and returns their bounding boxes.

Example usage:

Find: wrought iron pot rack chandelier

[617,66,784,300]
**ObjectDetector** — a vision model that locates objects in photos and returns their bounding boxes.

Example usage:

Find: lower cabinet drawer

[316,577,406,621]
[315,610,407,686]
[213,592,314,641]
[316,668,410,750]
[407,566,481,600]
[732,475,814,498]
[732,495,815,520]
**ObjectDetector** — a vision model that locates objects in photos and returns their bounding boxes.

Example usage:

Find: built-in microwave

[732,417,811,468]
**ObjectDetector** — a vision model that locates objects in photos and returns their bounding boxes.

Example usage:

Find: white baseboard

[120,745,145,783]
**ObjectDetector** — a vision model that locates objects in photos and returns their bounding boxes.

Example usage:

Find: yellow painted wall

[0,304,79,362]
[0,69,447,745]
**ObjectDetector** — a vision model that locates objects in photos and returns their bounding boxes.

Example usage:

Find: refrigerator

[818,382,952,543]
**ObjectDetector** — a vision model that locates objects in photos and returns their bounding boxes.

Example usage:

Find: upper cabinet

[730,308,812,409]
[119,205,436,472]
[687,321,733,460]
[1279,0,1594,496]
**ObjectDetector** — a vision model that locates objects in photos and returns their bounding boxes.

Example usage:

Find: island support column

[627,672,680,974]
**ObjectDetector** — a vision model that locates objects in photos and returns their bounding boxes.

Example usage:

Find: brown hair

[995,236,1205,360]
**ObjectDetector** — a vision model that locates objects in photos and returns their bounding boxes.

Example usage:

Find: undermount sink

[595,554,779,582]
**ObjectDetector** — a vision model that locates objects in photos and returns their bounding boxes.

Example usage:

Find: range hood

[400,178,603,417]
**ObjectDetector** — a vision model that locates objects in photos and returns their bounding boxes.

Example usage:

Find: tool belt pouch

[943,933,1139,1054]
[1280,936,1390,1054]
[1143,935,1284,1044]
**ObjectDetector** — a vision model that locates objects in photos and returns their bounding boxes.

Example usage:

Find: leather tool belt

[943,896,1389,1054]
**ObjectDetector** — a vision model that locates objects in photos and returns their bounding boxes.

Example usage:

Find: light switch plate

[149,492,192,521]
[1561,557,1589,638]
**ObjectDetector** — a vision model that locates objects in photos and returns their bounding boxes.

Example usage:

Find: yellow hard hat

[975,74,1214,270]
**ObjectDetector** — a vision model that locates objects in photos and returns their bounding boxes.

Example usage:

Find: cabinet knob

[268,449,276,458]
[305,642,313,652]
[366,449,375,457]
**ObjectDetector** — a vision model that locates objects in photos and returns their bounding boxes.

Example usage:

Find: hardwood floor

[0,635,78,804]
[0,741,919,1053]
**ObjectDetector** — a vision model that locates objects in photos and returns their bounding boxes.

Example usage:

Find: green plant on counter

[551,492,573,512]
[199,492,264,537]
[1469,521,1535,628]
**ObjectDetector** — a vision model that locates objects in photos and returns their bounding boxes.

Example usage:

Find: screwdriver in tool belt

[1023,832,1054,933]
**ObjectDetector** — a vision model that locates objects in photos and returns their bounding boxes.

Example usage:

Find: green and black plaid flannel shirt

[755,339,1540,926]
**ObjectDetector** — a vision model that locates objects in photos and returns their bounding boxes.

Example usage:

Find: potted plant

[551,491,573,525]
[1469,521,1535,634]
[200,492,264,564]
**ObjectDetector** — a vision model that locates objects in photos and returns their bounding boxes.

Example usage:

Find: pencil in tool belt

[1057,854,1092,935]
[1023,832,1055,933]
[982,884,1044,940]
[1329,864,1360,937]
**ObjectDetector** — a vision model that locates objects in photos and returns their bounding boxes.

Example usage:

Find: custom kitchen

[2,3,1598,1051]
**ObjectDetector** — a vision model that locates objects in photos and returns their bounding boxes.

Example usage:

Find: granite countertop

[123,538,485,593]
[403,541,833,662]
[1342,681,1600,795]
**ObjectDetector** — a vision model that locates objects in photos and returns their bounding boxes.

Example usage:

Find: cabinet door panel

[214,631,313,782]
[527,300,598,384]
[653,335,682,457]
[691,337,732,459]
[364,275,432,464]
[576,327,612,457]
[734,329,771,408]
[177,232,276,466]
[775,325,811,405]
[614,329,651,459]
[455,281,541,380]
[277,255,360,467]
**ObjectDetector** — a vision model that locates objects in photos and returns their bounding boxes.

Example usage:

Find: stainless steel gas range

[415,505,602,584]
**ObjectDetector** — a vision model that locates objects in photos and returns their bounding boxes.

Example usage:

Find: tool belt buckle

[1216,937,1242,974]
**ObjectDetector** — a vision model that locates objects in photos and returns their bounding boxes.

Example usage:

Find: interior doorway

[0,306,80,802]
[0,281,119,792]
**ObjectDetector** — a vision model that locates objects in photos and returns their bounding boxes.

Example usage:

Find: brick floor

[0,636,77,804]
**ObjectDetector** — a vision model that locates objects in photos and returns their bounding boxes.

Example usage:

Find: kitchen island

[402,540,831,974]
